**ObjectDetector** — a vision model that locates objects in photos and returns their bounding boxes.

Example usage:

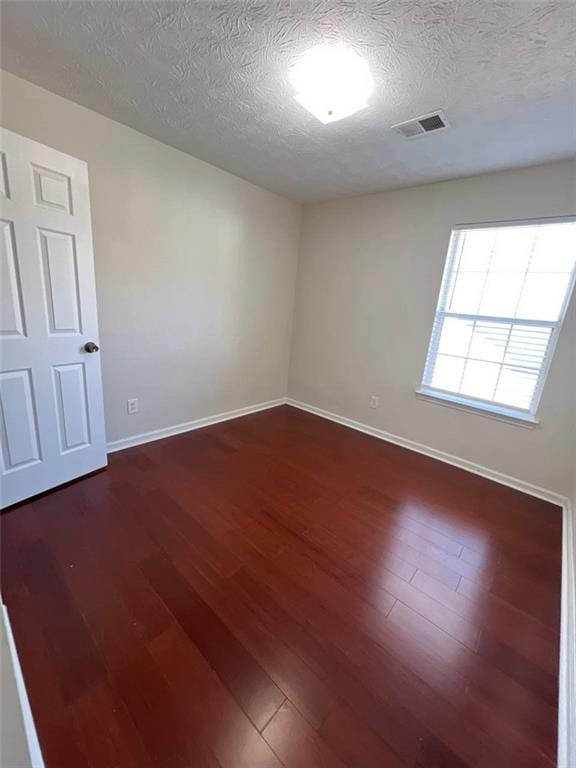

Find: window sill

[415,388,539,428]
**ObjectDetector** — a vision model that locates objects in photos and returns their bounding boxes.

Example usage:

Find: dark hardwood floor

[1,405,562,768]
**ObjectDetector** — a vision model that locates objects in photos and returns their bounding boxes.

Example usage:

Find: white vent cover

[392,110,450,139]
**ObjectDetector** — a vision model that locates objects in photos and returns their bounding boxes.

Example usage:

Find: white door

[0,128,106,508]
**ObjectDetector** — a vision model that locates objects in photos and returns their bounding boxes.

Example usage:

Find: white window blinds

[420,219,576,420]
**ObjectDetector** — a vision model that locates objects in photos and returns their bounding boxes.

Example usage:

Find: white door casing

[0,128,106,508]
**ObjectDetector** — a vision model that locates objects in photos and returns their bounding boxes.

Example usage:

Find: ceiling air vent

[392,110,449,139]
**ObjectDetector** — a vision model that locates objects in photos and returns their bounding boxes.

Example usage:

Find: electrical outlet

[369,395,379,409]
[127,398,139,415]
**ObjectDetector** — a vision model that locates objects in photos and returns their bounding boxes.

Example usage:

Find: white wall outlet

[369,395,380,409]
[127,398,139,415]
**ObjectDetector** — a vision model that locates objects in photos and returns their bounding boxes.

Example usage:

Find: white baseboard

[286,397,574,768]
[2,604,44,768]
[106,397,286,453]
[559,499,575,768]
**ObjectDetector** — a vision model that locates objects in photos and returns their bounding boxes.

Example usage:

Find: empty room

[0,2,575,767]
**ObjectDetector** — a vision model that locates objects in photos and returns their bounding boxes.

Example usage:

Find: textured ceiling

[1,0,575,202]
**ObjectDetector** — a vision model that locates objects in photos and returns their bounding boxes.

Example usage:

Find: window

[419,218,576,423]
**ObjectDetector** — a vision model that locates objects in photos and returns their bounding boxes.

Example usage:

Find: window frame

[418,216,576,425]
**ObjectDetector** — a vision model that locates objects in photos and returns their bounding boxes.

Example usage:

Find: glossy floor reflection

[1,405,562,767]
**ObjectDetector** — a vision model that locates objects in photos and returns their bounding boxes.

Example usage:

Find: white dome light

[289,44,373,124]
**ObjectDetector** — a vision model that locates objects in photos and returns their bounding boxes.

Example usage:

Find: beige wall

[1,71,301,443]
[289,161,576,497]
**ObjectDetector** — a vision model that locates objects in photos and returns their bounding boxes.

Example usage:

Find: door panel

[32,164,73,214]
[0,369,41,471]
[0,152,9,199]
[0,128,106,507]
[0,219,26,337]
[52,363,90,453]
[39,229,82,334]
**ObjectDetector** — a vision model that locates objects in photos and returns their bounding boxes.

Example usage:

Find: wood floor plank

[304,523,418,582]
[275,544,397,624]
[358,485,491,553]
[141,551,287,731]
[318,700,407,768]
[467,686,557,768]
[361,566,481,649]
[114,644,219,768]
[342,492,466,557]
[1,405,561,768]
[134,515,337,732]
[387,601,558,760]
[490,569,561,629]
[145,488,243,577]
[214,589,337,729]
[314,511,468,590]
[476,632,558,708]
[69,681,155,768]
[238,554,502,768]
[18,539,106,706]
[233,568,428,766]
[262,700,347,768]
[148,623,285,768]
[412,567,559,673]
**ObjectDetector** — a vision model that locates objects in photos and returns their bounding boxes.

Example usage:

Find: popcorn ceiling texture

[1,0,575,202]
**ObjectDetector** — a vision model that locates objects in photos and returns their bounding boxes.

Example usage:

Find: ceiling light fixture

[289,44,373,124]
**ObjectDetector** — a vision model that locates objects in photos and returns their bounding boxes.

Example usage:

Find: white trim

[453,214,576,230]
[415,388,539,427]
[440,311,558,328]
[2,604,45,768]
[106,398,286,453]
[559,498,576,768]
